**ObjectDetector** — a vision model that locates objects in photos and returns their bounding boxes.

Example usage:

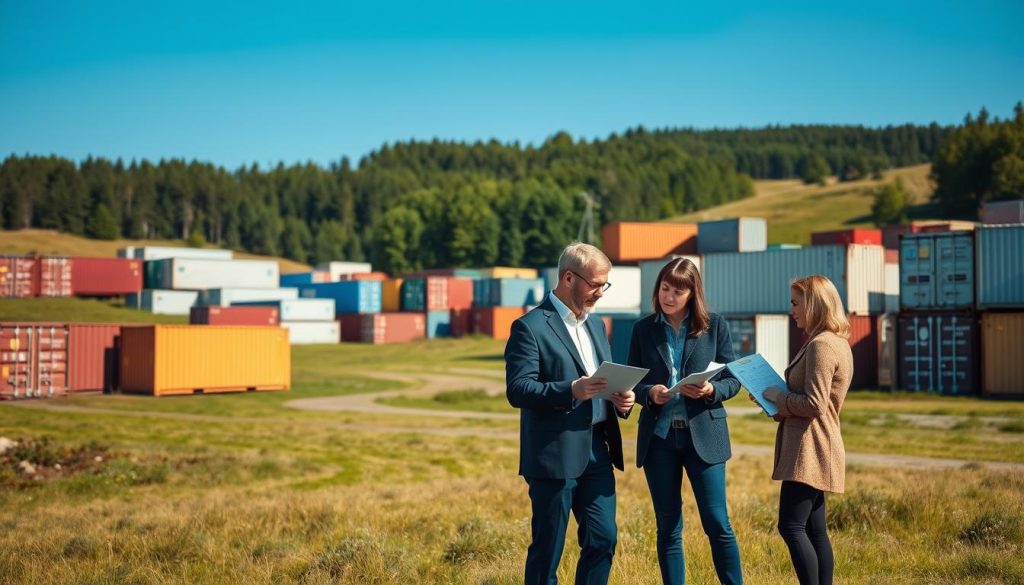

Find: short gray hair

[557,242,611,279]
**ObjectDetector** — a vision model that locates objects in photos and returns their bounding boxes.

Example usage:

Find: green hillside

[0,297,187,324]
[669,164,936,245]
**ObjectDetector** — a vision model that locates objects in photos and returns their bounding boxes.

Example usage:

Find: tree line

[0,122,960,272]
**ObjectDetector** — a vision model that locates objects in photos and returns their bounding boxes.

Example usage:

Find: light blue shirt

[654,312,689,438]
[549,291,607,425]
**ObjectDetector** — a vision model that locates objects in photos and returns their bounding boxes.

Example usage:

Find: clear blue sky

[1,0,1022,169]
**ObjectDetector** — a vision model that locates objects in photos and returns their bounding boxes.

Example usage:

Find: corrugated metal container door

[980,200,1024,224]
[898,312,977,395]
[697,218,767,254]
[426,310,452,338]
[400,278,427,311]
[877,314,898,389]
[704,245,884,314]
[0,323,68,398]
[602,222,699,262]
[976,224,1024,309]
[37,257,72,297]
[120,325,290,395]
[639,256,703,315]
[1,324,34,398]
[725,315,789,376]
[189,306,280,326]
[68,324,124,392]
[281,321,340,344]
[71,257,143,296]
[981,312,1024,396]
[0,256,36,298]
[899,232,974,311]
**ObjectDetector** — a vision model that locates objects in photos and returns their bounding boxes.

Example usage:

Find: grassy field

[0,228,311,273]
[670,164,938,245]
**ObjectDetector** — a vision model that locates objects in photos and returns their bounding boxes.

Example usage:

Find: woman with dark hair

[627,257,744,585]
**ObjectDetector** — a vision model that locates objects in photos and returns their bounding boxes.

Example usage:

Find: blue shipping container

[299,281,382,314]
[425,310,452,338]
[401,279,427,312]
[899,231,974,311]
[976,224,1024,309]
[697,217,768,254]
[481,278,544,307]
[280,272,322,287]
[609,316,640,364]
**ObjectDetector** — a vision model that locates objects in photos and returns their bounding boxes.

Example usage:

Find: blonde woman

[762,275,852,585]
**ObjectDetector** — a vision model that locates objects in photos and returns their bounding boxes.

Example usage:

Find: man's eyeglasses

[570,270,612,293]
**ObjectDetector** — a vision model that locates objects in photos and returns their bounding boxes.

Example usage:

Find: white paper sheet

[668,361,727,394]
[590,361,650,400]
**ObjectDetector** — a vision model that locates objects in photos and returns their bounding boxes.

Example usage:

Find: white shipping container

[281,321,341,344]
[704,245,885,315]
[725,314,790,377]
[158,258,279,290]
[316,261,373,281]
[238,298,335,321]
[198,287,299,307]
[884,263,900,313]
[539,266,642,313]
[121,246,233,261]
[639,255,703,314]
[127,289,199,315]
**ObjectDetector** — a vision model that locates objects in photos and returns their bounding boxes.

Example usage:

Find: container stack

[976,222,1024,397]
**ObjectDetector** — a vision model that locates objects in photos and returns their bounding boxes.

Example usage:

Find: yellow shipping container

[120,325,290,396]
[981,312,1024,396]
[382,278,403,312]
[479,266,539,279]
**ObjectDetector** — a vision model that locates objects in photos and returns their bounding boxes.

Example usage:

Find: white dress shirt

[549,291,607,424]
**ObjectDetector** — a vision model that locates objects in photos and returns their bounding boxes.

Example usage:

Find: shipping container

[473,278,544,308]
[704,245,885,315]
[810,228,883,247]
[726,314,790,377]
[698,218,768,254]
[980,199,1024,224]
[126,290,199,315]
[788,315,879,389]
[877,313,898,389]
[602,222,698,263]
[338,313,426,344]
[478,267,538,279]
[0,256,36,298]
[884,263,900,313]
[450,308,473,338]
[150,258,279,290]
[405,268,484,279]
[473,307,527,341]
[608,315,639,363]
[637,256,703,314]
[382,278,403,312]
[71,257,143,296]
[885,248,899,264]
[279,271,332,287]
[300,281,382,314]
[37,257,72,297]
[900,231,974,311]
[281,321,341,344]
[120,325,290,395]
[119,246,233,261]
[196,287,299,307]
[882,221,975,250]
[426,310,452,338]
[338,271,389,282]
[68,323,128,393]
[0,323,68,399]
[918,220,976,234]
[316,261,373,281]
[898,312,977,395]
[767,244,802,250]
[980,312,1024,396]
[190,306,280,326]
[976,224,1024,309]
[400,277,474,312]
[234,298,334,322]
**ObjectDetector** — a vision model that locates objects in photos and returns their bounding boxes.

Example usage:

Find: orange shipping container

[602,222,698,263]
[382,278,403,312]
[981,312,1024,397]
[473,307,527,341]
[119,325,290,396]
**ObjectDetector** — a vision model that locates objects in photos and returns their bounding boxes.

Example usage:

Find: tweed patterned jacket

[772,331,853,493]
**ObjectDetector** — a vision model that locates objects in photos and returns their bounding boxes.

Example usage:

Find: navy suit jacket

[627,312,740,467]
[505,294,628,479]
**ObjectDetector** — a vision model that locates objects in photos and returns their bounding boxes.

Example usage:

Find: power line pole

[577,191,596,243]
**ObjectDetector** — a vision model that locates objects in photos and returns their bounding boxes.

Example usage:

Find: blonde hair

[791,275,850,339]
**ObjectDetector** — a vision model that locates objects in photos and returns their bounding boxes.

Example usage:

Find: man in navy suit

[505,242,635,585]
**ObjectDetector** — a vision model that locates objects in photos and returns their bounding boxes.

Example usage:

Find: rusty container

[37,257,73,297]
[119,325,290,396]
[0,322,69,398]
[0,256,37,298]
[602,222,698,263]
[361,313,426,344]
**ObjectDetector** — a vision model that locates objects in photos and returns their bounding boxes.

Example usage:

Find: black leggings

[778,481,833,585]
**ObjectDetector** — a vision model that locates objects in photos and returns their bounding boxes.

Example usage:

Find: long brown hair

[652,258,711,336]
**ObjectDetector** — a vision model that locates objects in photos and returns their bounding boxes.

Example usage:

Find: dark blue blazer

[627,312,740,467]
[505,294,628,479]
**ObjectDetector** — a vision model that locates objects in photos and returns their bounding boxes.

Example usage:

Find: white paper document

[590,361,650,400]
[726,354,782,416]
[668,361,727,394]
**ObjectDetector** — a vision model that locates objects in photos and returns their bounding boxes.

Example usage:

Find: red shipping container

[337,313,364,342]
[450,308,472,337]
[447,278,474,310]
[37,257,72,297]
[810,229,882,247]
[338,271,389,282]
[71,257,143,296]
[362,313,426,344]
[0,322,68,399]
[473,307,528,341]
[0,256,36,298]
[68,324,130,392]
[190,306,280,326]
[789,314,878,389]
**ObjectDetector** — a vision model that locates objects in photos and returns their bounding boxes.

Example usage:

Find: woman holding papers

[762,275,852,585]
[627,257,743,585]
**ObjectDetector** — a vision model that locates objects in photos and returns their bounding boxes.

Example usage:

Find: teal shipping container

[425,310,452,338]
[976,224,1024,309]
[473,278,543,308]
[299,281,381,314]
[900,231,974,311]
